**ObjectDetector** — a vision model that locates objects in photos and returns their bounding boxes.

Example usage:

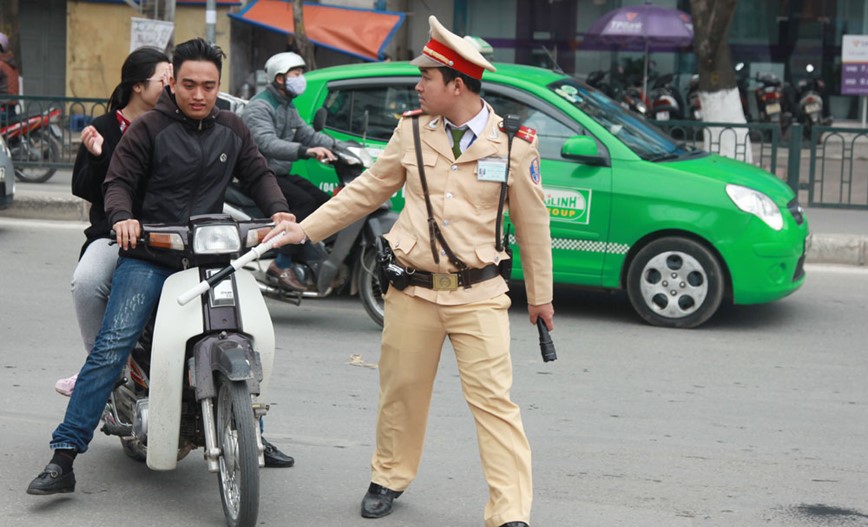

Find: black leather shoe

[262,437,294,468]
[26,463,76,495]
[361,482,403,518]
[499,523,529,527]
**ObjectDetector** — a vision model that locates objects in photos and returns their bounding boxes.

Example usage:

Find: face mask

[284,75,307,96]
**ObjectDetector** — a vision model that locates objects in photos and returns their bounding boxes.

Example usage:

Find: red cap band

[422,39,484,80]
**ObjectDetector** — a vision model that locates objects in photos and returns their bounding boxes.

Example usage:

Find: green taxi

[289,62,808,328]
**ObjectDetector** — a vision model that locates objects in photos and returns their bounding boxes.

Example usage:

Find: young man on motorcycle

[27,38,295,496]
[54,46,295,470]
[241,51,337,291]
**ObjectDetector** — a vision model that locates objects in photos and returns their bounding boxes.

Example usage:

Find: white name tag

[477,158,508,183]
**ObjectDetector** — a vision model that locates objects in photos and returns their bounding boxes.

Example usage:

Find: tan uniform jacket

[300,102,553,306]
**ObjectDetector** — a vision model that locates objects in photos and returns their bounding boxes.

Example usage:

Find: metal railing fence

[4,95,867,209]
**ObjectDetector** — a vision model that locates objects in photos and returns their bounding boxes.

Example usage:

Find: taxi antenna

[541,45,564,75]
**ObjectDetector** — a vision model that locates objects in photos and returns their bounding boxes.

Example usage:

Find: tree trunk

[690,0,751,163]
[293,0,316,70]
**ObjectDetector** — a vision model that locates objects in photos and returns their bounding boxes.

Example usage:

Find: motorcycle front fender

[146,268,274,471]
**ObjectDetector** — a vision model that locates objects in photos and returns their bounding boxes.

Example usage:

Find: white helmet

[264,52,306,81]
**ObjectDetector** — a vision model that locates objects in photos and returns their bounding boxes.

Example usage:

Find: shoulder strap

[411,116,467,270]
[496,115,524,251]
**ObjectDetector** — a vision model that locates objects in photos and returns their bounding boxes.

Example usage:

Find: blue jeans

[51,257,174,453]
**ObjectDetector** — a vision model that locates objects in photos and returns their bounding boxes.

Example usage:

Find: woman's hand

[81,126,104,157]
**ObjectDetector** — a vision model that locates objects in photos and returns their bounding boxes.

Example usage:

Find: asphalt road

[1,217,867,527]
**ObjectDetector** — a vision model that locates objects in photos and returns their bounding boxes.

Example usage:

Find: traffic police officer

[267,15,554,527]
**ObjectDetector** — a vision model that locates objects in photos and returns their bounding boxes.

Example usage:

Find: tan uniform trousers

[371,289,532,527]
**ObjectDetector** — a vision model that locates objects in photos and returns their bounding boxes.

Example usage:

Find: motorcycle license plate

[656,111,670,121]
[207,270,236,307]
[805,103,821,114]
[766,102,781,115]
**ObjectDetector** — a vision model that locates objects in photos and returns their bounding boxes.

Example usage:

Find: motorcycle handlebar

[177,231,286,306]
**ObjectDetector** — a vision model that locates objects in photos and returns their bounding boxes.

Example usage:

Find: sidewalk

[2,173,867,266]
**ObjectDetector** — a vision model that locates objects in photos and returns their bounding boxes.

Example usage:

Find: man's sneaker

[266,261,306,291]
[54,374,78,397]
[26,464,76,495]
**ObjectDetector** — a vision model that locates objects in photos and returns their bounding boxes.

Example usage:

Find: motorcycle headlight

[725,184,784,231]
[192,224,241,254]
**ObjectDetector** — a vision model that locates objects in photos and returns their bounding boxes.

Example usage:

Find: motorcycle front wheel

[13,129,62,183]
[215,374,260,527]
[357,247,385,327]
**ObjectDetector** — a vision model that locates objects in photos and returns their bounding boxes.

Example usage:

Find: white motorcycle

[100,214,283,527]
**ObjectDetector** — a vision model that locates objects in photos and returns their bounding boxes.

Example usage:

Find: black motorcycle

[648,72,684,122]
[224,109,397,327]
[793,64,831,143]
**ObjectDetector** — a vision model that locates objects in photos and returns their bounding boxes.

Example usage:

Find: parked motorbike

[0,106,63,183]
[586,69,647,116]
[755,70,793,138]
[686,73,702,120]
[795,64,831,142]
[585,70,617,98]
[224,109,397,327]
[756,73,785,120]
[647,72,683,121]
[100,214,282,527]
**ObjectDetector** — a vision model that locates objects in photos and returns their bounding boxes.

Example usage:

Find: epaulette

[402,108,425,118]
[498,122,537,143]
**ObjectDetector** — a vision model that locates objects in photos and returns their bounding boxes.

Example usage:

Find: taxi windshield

[547,79,699,162]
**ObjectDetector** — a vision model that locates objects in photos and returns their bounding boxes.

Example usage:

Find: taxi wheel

[626,237,724,329]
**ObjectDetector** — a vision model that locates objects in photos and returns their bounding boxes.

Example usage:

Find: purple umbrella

[583,2,694,100]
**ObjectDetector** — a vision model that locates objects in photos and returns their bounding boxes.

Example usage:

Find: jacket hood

[154,86,220,128]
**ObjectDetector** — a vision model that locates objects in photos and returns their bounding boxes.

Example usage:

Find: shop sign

[841,35,868,95]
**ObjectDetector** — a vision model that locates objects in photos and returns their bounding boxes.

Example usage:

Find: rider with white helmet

[241,51,337,292]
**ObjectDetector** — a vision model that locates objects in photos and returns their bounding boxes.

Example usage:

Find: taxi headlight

[192,224,241,254]
[726,184,784,231]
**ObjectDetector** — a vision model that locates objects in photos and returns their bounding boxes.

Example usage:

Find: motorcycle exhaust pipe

[257,281,304,306]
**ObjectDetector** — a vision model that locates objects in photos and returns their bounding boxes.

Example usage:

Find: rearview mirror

[561,135,609,166]
[313,107,328,132]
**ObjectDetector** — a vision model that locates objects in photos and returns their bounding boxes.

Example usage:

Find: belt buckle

[432,273,458,291]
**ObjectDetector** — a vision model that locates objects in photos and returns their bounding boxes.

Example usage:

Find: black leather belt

[407,264,501,291]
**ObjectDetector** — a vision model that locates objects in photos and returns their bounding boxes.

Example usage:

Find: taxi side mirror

[561,135,609,166]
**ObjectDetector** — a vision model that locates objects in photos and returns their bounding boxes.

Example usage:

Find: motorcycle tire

[215,374,260,527]
[12,130,62,184]
[357,247,385,327]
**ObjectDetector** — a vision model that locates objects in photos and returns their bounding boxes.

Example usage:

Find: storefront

[452,0,868,119]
